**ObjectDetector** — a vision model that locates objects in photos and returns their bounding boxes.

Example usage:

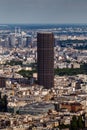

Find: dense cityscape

[0,24,87,130]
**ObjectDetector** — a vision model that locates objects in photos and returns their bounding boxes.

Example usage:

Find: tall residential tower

[37,32,54,89]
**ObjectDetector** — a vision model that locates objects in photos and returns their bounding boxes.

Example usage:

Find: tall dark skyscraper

[37,32,54,89]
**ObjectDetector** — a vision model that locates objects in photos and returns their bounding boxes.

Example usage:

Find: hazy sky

[0,0,87,24]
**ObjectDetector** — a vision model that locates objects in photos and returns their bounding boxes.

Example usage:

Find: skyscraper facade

[37,32,54,89]
[9,33,15,47]
[25,36,31,47]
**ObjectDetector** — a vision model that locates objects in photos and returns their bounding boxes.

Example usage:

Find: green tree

[0,94,8,112]
[2,95,8,112]
[77,115,84,130]
[5,60,23,66]
[70,115,78,130]
[18,69,36,79]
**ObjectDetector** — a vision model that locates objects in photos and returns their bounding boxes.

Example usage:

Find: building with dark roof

[0,77,6,88]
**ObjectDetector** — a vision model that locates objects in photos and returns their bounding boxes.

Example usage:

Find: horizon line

[0,23,87,25]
